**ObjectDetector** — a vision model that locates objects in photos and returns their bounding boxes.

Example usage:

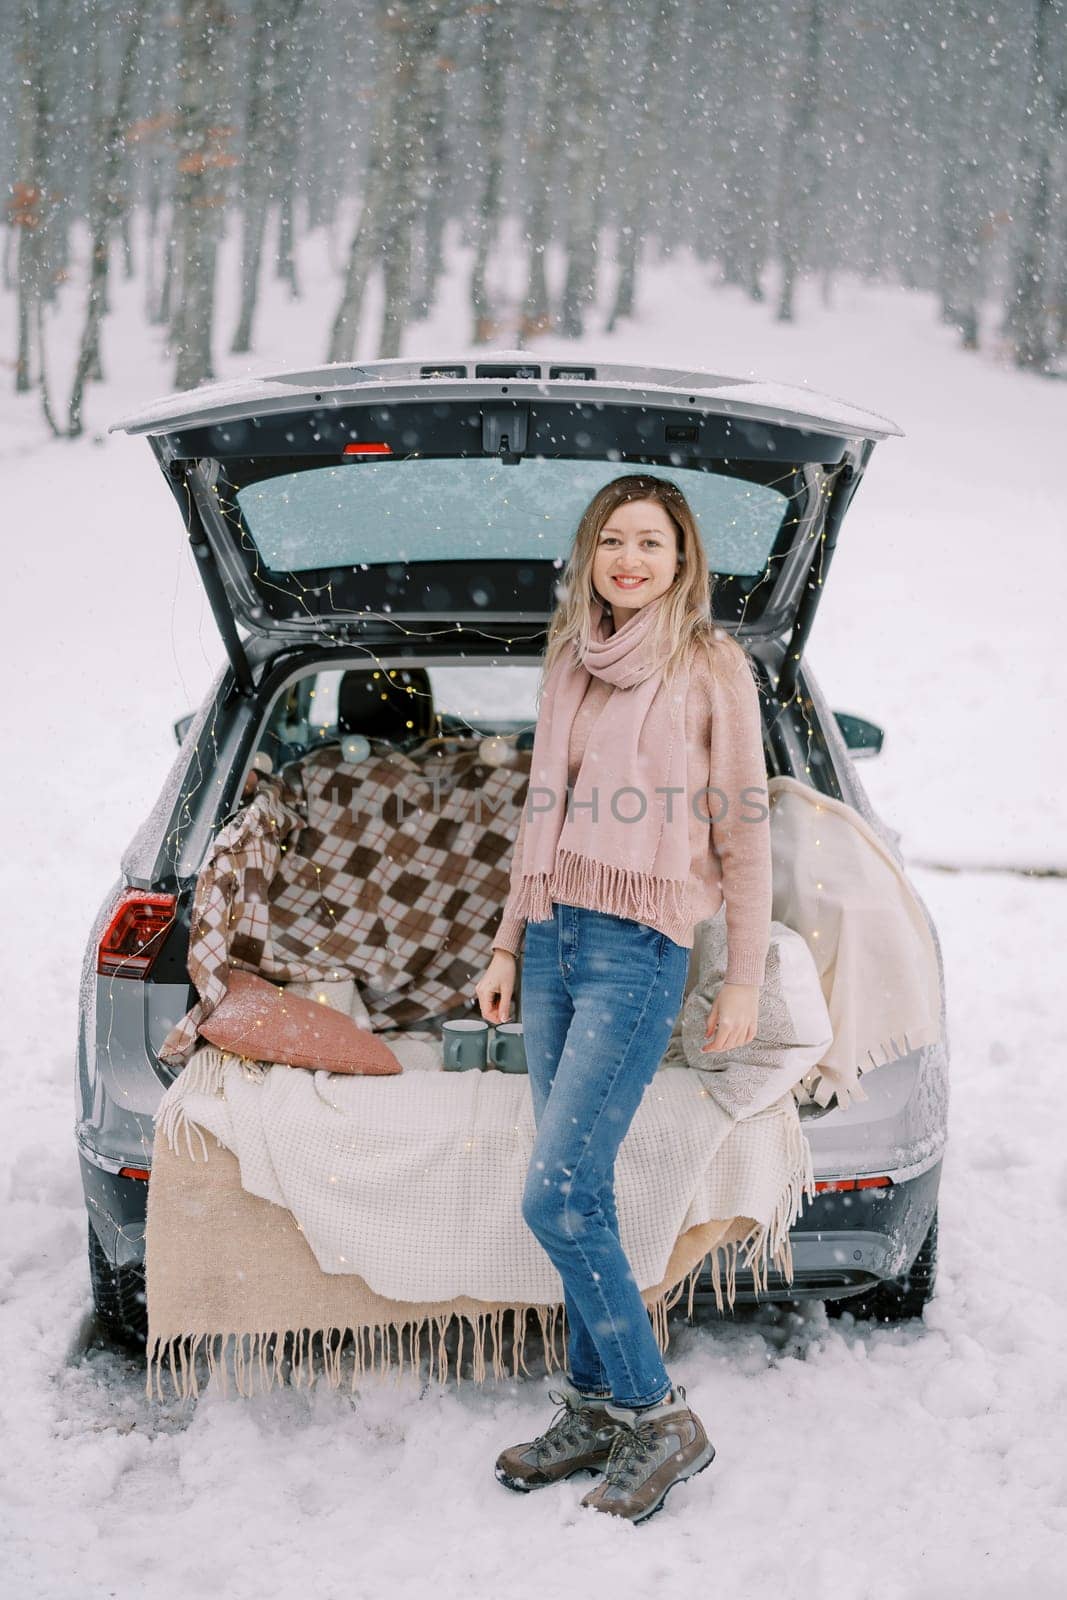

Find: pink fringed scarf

[516,592,694,932]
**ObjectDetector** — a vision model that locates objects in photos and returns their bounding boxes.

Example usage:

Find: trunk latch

[482,404,529,464]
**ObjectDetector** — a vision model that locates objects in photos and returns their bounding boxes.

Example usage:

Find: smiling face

[590,497,682,628]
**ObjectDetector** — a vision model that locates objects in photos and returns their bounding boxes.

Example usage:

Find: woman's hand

[475,951,517,1025]
[701,982,760,1053]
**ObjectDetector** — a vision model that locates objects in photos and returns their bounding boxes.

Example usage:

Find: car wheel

[87,1222,148,1351]
[825,1210,938,1324]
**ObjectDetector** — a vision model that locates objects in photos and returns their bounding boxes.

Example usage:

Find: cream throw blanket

[157,1046,813,1304]
[764,776,943,1108]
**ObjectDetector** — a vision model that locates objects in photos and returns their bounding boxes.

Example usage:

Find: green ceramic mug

[442,1019,490,1071]
[488,1022,527,1074]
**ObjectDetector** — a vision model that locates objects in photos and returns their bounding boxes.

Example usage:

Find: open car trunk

[111,355,902,700]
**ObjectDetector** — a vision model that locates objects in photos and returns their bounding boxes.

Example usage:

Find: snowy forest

[4,1,1067,1589]
[3,0,1066,435]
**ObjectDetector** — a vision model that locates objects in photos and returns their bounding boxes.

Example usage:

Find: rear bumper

[79,1138,942,1307]
[692,1159,942,1307]
[79,1152,148,1269]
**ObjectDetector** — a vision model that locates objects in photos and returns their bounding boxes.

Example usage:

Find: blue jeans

[519,902,691,1409]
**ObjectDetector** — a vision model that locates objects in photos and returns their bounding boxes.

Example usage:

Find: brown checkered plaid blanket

[158,738,529,1068]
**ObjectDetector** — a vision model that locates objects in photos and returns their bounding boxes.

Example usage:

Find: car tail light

[814,1176,892,1193]
[342,441,393,457]
[119,1167,151,1182]
[97,890,177,978]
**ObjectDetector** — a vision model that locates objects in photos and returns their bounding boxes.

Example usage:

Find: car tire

[88,1222,148,1352]
[825,1210,938,1324]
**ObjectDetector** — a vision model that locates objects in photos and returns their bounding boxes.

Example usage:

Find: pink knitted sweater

[491,646,773,986]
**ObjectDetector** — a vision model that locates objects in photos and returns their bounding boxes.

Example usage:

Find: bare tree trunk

[67,0,148,436]
[34,0,76,313]
[776,0,823,323]
[409,42,452,321]
[171,0,236,390]
[230,3,277,353]
[230,1,310,352]
[140,105,173,324]
[559,0,609,339]
[327,157,387,362]
[119,192,135,278]
[378,1,442,359]
[327,0,436,364]
[3,221,14,294]
[519,0,567,339]
[937,18,968,333]
[13,0,45,394]
[608,0,673,331]
[733,1,775,300]
[84,24,108,381]
[1004,0,1064,370]
[144,179,160,319]
[936,2,994,350]
[874,0,922,287]
[158,219,176,328]
[326,8,396,366]
[274,3,314,300]
[277,188,299,297]
[469,0,509,343]
[1055,251,1067,357]
[645,0,695,256]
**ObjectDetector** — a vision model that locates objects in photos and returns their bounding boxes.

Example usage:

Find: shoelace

[534,1389,600,1465]
[601,1418,662,1488]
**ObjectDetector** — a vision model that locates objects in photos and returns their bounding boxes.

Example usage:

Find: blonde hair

[537,473,753,707]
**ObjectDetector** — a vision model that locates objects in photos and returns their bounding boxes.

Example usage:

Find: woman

[474,474,773,1524]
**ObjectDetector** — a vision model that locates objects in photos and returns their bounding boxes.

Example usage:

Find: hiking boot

[579,1383,716,1524]
[495,1378,622,1493]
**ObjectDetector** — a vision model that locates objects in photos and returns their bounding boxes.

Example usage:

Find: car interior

[255,662,542,778]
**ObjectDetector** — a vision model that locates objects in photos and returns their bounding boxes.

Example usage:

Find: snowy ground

[2,216,1065,1597]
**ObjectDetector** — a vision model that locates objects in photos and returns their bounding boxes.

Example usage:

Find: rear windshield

[234,459,792,577]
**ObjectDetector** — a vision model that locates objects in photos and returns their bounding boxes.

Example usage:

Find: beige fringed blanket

[147,1021,817,1400]
[145,1125,767,1401]
[765,776,943,1108]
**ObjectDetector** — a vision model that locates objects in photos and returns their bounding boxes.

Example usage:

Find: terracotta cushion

[199,970,403,1076]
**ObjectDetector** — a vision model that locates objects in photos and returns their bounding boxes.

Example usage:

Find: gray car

[78,353,947,1351]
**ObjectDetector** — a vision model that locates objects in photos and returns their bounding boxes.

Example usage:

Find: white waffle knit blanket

[157,1040,816,1307]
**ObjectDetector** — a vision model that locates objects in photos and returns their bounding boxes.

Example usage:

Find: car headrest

[337,667,436,744]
